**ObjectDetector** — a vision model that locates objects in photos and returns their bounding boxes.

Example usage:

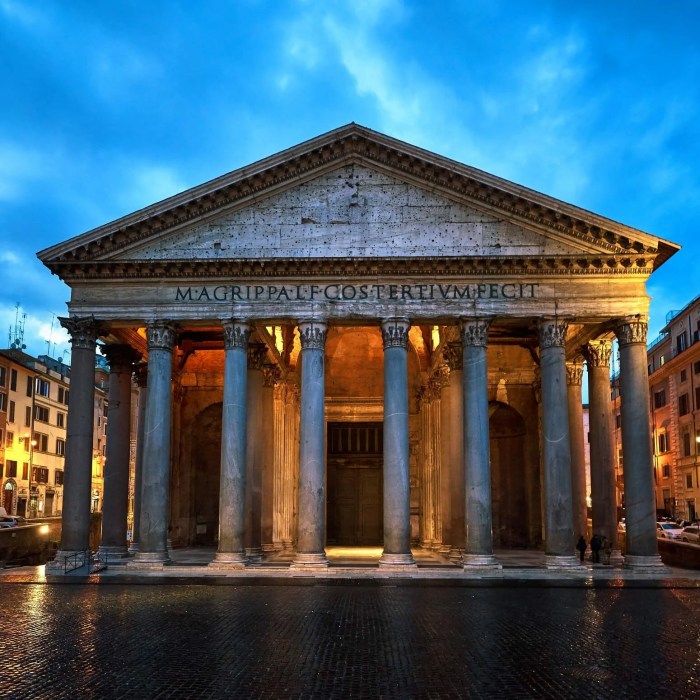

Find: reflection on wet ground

[0,582,697,699]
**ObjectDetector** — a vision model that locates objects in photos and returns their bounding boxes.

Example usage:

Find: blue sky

[1,0,699,361]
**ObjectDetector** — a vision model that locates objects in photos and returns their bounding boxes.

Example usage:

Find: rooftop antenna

[46,313,56,356]
[9,302,26,351]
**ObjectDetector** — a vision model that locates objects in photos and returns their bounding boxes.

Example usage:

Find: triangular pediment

[116,164,588,261]
[38,123,679,278]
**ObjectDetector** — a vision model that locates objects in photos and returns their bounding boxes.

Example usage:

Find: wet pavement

[0,579,698,699]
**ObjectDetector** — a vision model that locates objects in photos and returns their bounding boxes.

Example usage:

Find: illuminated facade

[0,350,107,520]
[37,124,679,572]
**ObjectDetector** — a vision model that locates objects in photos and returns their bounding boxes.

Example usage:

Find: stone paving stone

[0,583,697,699]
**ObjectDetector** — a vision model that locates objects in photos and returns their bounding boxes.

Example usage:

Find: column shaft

[379,318,415,567]
[244,344,266,561]
[132,323,175,565]
[461,320,499,568]
[100,345,140,558]
[616,318,663,567]
[47,317,101,569]
[538,320,577,567]
[292,321,328,567]
[566,363,588,541]
[129,367,147,553]
[261,366,279,552]
[211,321,249,568]
[584,341,621,562]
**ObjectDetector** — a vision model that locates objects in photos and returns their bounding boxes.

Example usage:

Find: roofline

[37,123,681,267]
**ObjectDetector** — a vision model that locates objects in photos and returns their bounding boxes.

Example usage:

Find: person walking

[576,535,587,563]
[590,534,601,563]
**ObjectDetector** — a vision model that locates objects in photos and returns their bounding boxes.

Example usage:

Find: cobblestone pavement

[0,582,697,699]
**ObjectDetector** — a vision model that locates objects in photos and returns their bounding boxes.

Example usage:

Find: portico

[39,124,679,574]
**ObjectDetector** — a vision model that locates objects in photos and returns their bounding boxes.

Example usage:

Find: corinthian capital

[538,318,568,349]
[615,317,647,347]
[298,320,328,351]
[566,362,584,386]
[222,320,250,350]
[442,341,463,371]
[460,319,490,347]
[582,339,613,368]
[59,316,104,351]
[146,322,177,351]
[381,318,410,349]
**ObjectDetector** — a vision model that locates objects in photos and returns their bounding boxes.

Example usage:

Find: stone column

[538,319,578,568]
[417,381,438,548]
[379,318,416,568]
[132,322,176,566]
[291,320,329,568]
[128,364,147,554]
[47,317,102,571]
[615,317,664,570]
[261,365,280,552]
[211,321,249,569]
[245,343,267,563]
[583,341,623,564]
[443,342,465,562]
[566,362,588,542]
[461,320,500,570]
[99,344,141,559]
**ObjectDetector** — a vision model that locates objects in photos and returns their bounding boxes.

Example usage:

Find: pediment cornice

[49,253,655,281]
[38,124,679,274]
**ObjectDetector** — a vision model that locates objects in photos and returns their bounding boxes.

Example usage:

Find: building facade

[37,124,679,572]
[645,295,700,521]
[0,350,108,520]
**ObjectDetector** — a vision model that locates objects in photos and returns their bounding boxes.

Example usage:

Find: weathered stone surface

[122,165,578,261]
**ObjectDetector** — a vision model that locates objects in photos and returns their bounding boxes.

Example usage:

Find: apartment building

[0,349,108,519]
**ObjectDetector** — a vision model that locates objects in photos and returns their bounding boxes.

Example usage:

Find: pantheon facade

[39,124,679,572]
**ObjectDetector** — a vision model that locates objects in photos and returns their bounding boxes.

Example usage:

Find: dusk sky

[1,0,699,363]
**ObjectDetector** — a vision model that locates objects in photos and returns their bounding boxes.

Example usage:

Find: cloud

[0,141,46,201]
[115,162,189,212]
[0,0,47,28]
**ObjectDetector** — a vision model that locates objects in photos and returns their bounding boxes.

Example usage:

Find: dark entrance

[327,422,383,546]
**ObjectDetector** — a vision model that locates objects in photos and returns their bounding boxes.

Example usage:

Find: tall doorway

[327,422,383,546]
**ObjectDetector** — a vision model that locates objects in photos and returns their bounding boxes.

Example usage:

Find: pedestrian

[576,535,586,563]
[590,534,601,563]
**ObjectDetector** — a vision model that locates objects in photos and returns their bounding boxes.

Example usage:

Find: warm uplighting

[39,525,49,535]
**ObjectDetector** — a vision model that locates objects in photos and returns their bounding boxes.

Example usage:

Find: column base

[45,550,92,574]
[282,540,295,550]
[449,547,463,563]
[462,553,502,570]
[623,554,667,572]
[245,547,264,564]
[128,550,171,568]
[128,542,139,555]
[261,543,276,553]
[378,552,417,568]
[438,544,452,556]
[98,545,129,561]
[545,554,582,570]
[606,549,625,566]
[290,552,329,569]
[209,552,248,570]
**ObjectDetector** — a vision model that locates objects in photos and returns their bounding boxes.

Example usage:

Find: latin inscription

[174,283,538,303]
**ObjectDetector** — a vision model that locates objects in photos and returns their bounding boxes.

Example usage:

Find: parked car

[680,526,700,543]
[656,522,683,539]
[0,516,26,528]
